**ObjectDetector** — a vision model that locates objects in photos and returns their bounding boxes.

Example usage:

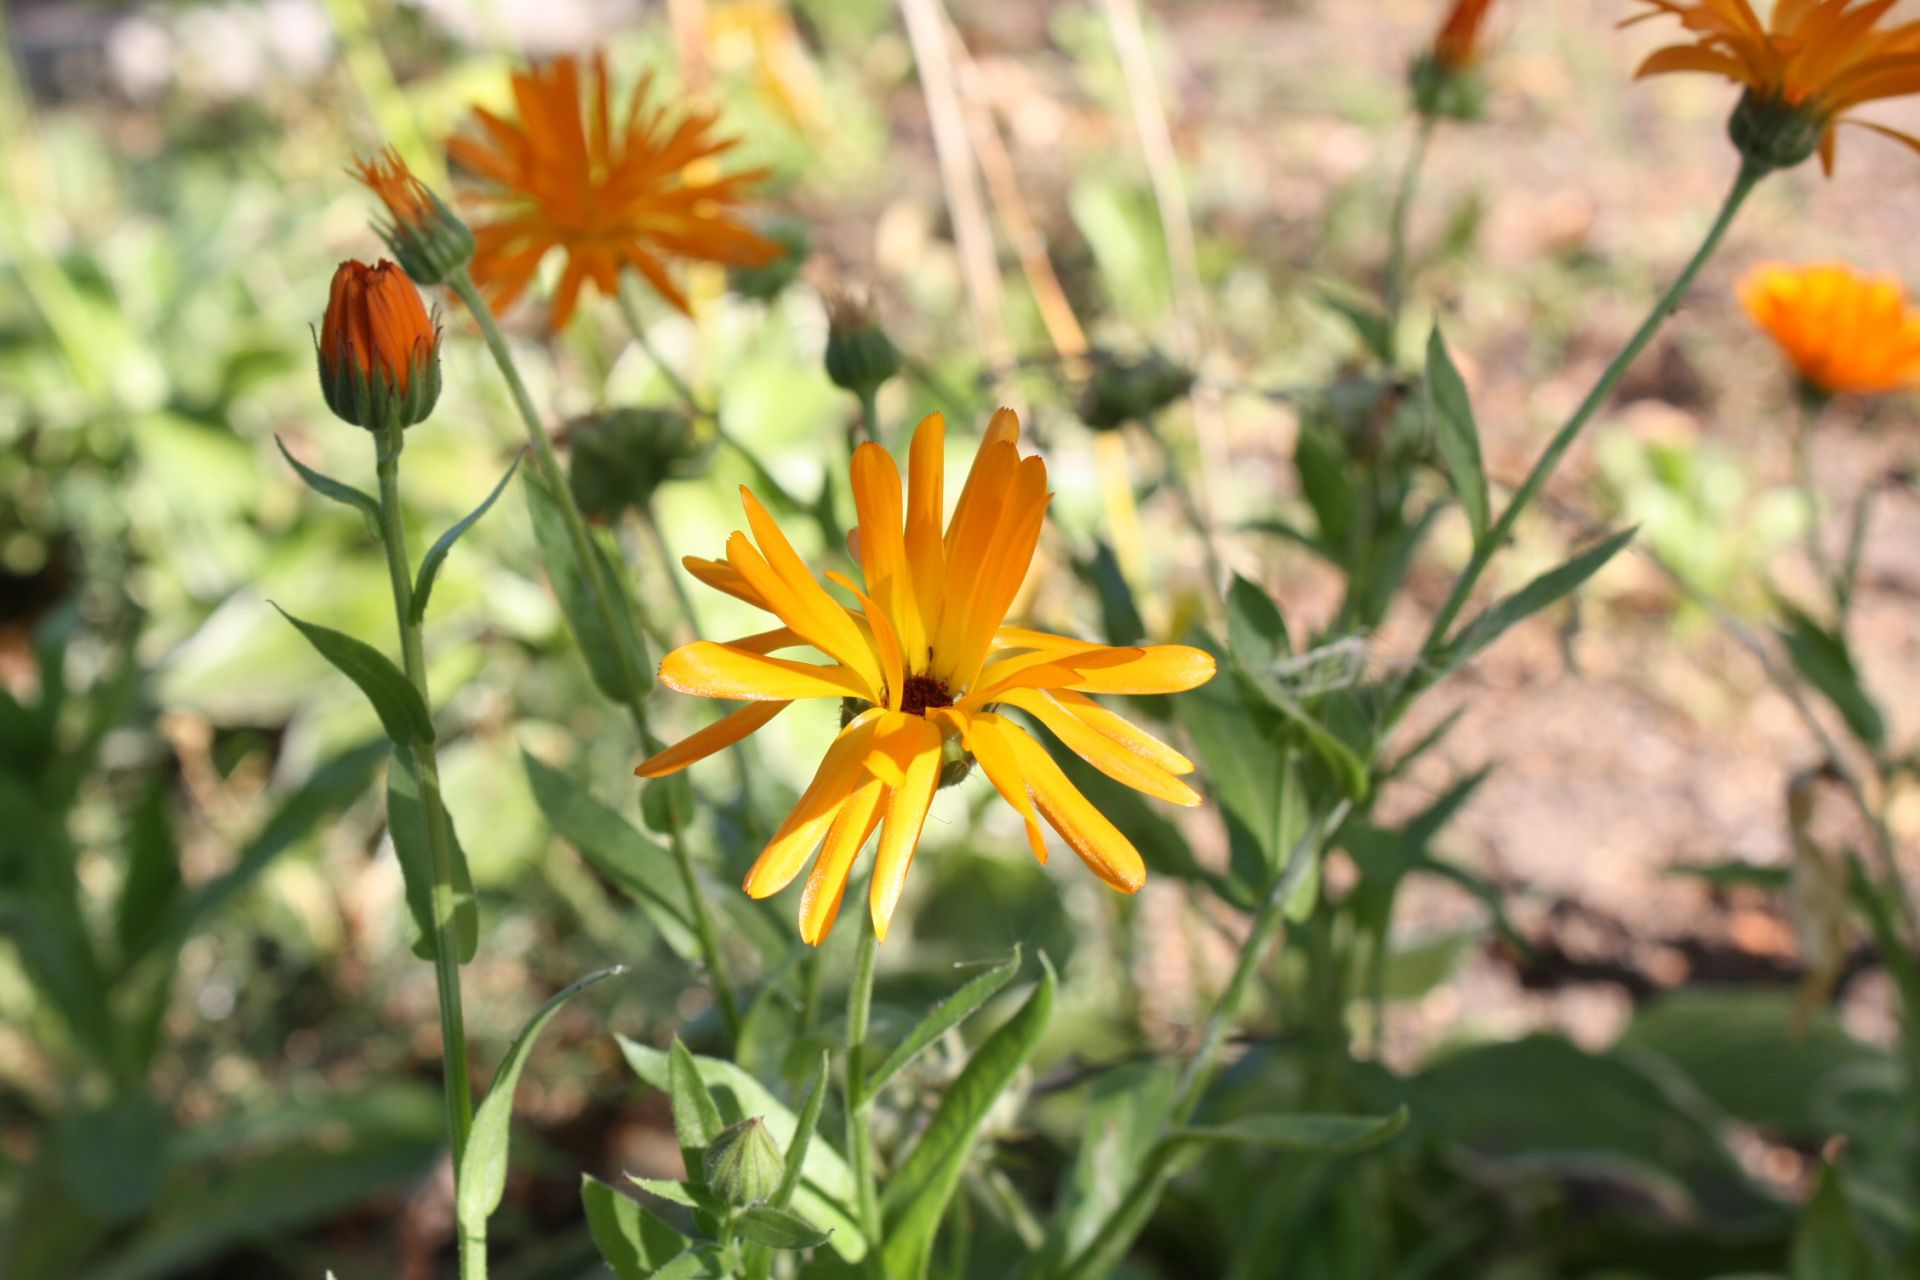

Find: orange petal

[869,718,943,940]
[660,641,867,701]
[744,711,882,898]
[997,688,1201,805]
[798,776,886,946]
[943,709,1047,864]
[1067,644,1218,695]
[998,718,1146,892]
[636,699,791,777]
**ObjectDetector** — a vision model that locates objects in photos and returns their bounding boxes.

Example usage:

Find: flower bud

[823,290,899,403]
[703,1116,784,1207]
[732,220,811,302]
[566,408,711,521]
[1409,53,1489,122]
[1077,351,1194,432]
[317,260,442,432]
[352,148,476,287]
[1727,89,1824,174]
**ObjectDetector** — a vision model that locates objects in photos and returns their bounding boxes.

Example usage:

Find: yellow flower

[448,52,781,329]
[1740,260,1920,396]
[637,410,1217,945]
[1629,0,1920,173]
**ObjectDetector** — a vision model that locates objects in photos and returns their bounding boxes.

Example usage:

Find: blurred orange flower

[1740,261,1920,397]
[449,53,781,329]
[1433,0,1497,70]
[1630,0,1920,173]
[636,410,1216,946]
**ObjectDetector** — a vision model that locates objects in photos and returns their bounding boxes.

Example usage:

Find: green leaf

[523,470,651,704]
[862,946,1022,1105]
[1167,1106,1408,1157]
[274,436,378,528]
[273,606,434,745]
[1293,425,1354,552]
[668,1037,726,1176]
[520,750,699,959]
[1424,327,1489,544]
[115,782,182,963]
[619,1038,868,1262]
[735,1205,830,1250]
[1440,527,1636,671]
[1791,1167,1878,1280]
[881,957,1056,1280]
[456,968,627,1242]
[772,1052,830,1210]
[1174,643,1305,894]
[412,451,522,623]
[385,746,478,964]
[1776,601,1885,751]
[1318,286,1394,364]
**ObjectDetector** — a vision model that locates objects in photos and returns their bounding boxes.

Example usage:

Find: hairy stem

[846,918,883,1258]
[372,423,476,1253]
[1383,115,1436,365]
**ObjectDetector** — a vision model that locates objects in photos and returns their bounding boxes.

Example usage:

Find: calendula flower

[448,53,781,329]
[1629,0,1920,173]
[351,149,476,287]
[1740,261,1920,396]
[317,259,442,431]
[637,410,1217,945]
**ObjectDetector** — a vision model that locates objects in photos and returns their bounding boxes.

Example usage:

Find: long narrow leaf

[275,436,378,526]
[1440,527,1636,671]
[1424,327,1489,544]
[385,746,478,964]
[412,451,522,623]
[274,606,434,745]
[862,947,1022,1106]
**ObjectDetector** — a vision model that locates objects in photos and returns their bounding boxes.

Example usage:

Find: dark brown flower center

[900,674,954,717]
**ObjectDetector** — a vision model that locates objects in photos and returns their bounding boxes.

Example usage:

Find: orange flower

[449,53,781,329]
[1740,261,1920,396]
[1433,0,1497,70]
[1629,0,1920,173]
[317,259,442,430]
[636,410,1216,945]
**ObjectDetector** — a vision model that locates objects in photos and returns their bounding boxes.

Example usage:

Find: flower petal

[869,718,943,941]
[798,776,886,946]
[635,699,791,777]
[943,709,1046,864]
[661,641,867,701]
[1066,644,1218,695]
[744,711,882,898]
[997,718,1146,892]
[997,688,1201,806]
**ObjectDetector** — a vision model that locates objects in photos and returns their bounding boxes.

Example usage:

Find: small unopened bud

[567,408,710,521]
[1409,53,1488,122]
[1728,89,1824,174]
[352,148,476,287]
[733,220,810,302]
[937,733,974,789]
[823,290,899,403]
[1078,351,1194,432]
[317,259,442,432]
[704,1116,784,1206]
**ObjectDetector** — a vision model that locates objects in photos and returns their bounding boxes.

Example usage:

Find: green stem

[372,424,477,1218]
[1383,115,1436,365]
[857,386,880,448]
[1395,159,1764,718]
[614,283,705,417]
[1052,803,1351,1280]
[1792,391,1836,609]
[453,270,741,1046]
[845,918,883,1258]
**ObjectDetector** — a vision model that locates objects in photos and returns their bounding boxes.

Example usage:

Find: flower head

[352,149,475,286]
[317,259,441,431]
[449,53,782,329]
[1740,260,1920,396]
[637,410,1217,945]
[1412,0,1498,119]
[1629,0,1920,174]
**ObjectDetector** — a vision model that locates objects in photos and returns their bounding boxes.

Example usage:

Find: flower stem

[1396,158,1764,716]
[451,270,741,1047]
[1792,391,1836,606]
[845,917,883,1257]
[613,284,706,417]
[372,423,477,1237]
[1383,115,1436,365]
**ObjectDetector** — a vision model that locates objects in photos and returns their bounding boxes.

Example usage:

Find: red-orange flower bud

[317,259,442,431]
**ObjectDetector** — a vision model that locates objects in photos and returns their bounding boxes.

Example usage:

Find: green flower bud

[1409,53,1488,122]
[733,220,811,302]
[353,149,476,288]
[704,1116,784,1207]
[566,408,711,521]
[1077,351,1194,432]
[824,290,900,403]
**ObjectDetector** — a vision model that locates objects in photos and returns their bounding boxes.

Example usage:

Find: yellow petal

[997,688,1201,805]
[737,488,885,694]
[661,641,867,701]
[635,699,791,777]
[850,443,925,663]
[962,644,1145,706]
[1047,689,1195,774]
[684,555,768,609]
[904,413,948,663]
[870,718,943,941]
[999,718,1146,892]
[829,571,905,712]
[943,709,1047,864]
[725,531,883,703]
[799,776,886,946]
[1067,644,1218,695]
[744,711,882,898]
